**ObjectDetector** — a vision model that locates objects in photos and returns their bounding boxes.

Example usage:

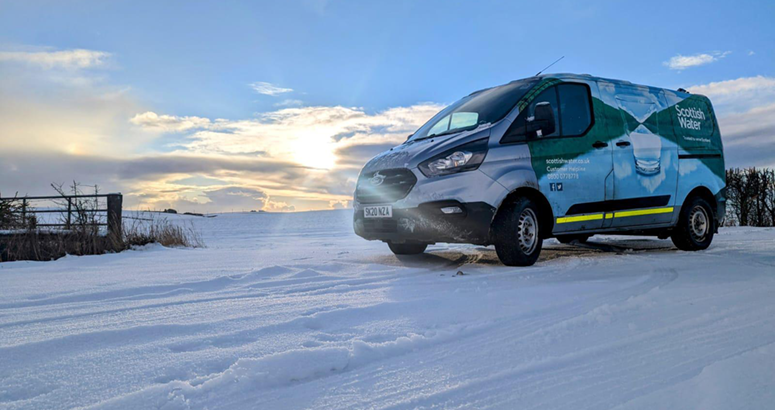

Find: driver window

[503,86,560,142]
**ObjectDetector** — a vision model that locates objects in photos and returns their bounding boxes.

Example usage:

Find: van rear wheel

[494,197,543,266]
[671,196,715,251]
[387,242,427,255]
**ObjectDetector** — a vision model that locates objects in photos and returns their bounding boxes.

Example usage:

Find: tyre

[671,196,715,251]
[387,241,428,255]
[494,197,543,266]
[556,234,590,244]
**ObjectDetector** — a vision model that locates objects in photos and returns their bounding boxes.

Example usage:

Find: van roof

[470,73,699,99]
[545,73,703,97]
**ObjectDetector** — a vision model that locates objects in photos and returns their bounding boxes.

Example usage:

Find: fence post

[107,194,122,243]
[21,199,27,228]
[66,198,72,230]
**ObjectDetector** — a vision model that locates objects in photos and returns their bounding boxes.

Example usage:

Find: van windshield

[410,79,538,141]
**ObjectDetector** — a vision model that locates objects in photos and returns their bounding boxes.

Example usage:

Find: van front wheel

[671,196,715,251]
[494,197,543,266]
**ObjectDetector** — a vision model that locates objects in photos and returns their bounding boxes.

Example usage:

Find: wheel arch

[491,187,555,240]
[682,186,717,219]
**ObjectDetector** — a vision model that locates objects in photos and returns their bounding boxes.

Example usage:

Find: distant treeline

[726,168,775,227]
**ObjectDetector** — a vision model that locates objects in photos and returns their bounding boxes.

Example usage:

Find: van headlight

[419,138,489,177]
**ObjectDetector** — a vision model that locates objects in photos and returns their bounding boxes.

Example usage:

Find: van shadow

[364,237,677,270]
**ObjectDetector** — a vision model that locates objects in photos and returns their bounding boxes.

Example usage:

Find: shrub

[0,193,24,229]
[725,168,775,227]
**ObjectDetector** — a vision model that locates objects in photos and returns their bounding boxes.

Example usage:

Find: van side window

[502,82,593,143]
[558,84,593,136]
[502,86,559,142]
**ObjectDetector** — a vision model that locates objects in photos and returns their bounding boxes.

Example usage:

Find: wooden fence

[0,193,123,238]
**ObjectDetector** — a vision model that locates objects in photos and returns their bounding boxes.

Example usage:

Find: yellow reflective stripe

[614,207,674,218]
[556,213,603,224]
[557,207,674,224]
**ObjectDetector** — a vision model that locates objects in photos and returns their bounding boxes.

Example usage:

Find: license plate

[364,205,392,218]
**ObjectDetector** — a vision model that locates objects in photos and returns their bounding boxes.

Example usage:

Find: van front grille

[355,169,416,204]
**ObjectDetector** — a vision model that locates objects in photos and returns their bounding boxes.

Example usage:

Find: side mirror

[526,102,556,138]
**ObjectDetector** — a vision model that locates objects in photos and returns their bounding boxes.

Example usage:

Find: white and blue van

[353,74,725,266]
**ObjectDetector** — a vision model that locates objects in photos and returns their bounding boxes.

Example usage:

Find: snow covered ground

[1,210,774,410]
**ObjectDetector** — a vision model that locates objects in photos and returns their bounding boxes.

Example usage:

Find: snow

[1,210,774,410]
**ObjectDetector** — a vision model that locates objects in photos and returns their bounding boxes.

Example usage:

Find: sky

[0,0,773,212]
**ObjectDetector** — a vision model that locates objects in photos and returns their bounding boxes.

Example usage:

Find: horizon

[1,0,774,213]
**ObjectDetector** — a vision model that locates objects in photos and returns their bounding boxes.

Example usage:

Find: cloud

[0,48,111,69]
[156,186,299,213]
[130,111,212,132]
[265,200,296,212]
[0,150,327,209]
[0,75,150,156]
[115,154,309,182]
[274,99,304,107]
[685,76,775,169]
[122,103,440,209]
[687,75,775,99]
[1,98,440,212]
[687,75,775,114]
[329,200,351,209]
[719,103,775,144]
[132,103,442,170]
[202,186,267,210]
[249,82,293,96]
[664,51,730,70]
[0,46,445,212]
[718,104,775,169]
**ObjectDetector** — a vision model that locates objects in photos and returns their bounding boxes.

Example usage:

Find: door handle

[616,141,631,147]
[592,141,608,148]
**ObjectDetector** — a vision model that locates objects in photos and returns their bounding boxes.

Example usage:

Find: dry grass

[0,217,203,262]
[123,216,204,249]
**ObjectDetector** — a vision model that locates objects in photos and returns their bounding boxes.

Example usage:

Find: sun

[290,135,337,169]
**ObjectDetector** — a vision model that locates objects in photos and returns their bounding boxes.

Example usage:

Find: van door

[610,86,678,227]
[502,80,613,233]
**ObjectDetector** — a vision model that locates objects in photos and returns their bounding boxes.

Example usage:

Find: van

[353,74,725,266]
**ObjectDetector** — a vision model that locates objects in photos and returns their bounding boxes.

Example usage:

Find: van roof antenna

[535,56,565,76]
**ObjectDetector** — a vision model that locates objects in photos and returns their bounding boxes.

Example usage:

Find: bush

[725,168,775,227]
[0,193,25,229]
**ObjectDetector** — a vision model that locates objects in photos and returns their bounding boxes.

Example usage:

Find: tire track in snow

[103,265,680,409]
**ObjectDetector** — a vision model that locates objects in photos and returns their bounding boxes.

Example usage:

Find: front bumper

[353,201,496,245]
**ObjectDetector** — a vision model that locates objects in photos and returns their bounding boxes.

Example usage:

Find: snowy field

[1,210,774,410]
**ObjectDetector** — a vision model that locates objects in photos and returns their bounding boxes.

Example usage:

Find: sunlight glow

[290,134,337,169]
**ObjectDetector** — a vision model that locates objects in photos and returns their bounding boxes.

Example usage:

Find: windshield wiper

[415,124,480,141]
